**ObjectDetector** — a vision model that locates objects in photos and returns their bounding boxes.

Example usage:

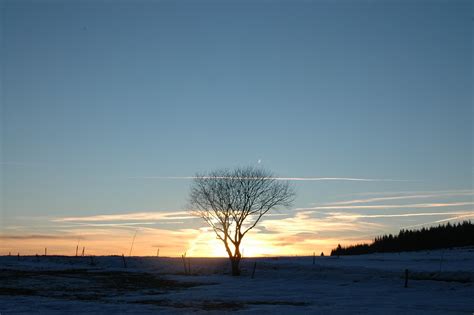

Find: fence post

[122,254,127,268]
[439,250,444,274]
[181,254,187,275]
[251,261,257,279]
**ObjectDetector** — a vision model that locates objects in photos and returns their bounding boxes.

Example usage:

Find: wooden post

[82,247,85,257]
[122,254,127,268]
[251,261,257,279]
[439,250,444,274]
[181,254,187,275]
[8,252,11,256]
[156,248,159,257]
[17,253,20,261]
[75,245,79,257]
[44,248,47,256]
[404,269,409,288]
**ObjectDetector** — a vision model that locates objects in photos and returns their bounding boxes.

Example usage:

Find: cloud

[324,191,474,206]
[259,210,385,238]
[297,202,474,211]
[349,189,474,197]
[59,222,157,227]
[53,211,195,222]
[402,213,474,229]
[329,211,474,220]
[0,234,79,240]
[5,188,473,256]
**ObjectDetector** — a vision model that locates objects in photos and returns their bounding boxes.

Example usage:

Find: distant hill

[331,221,474,256]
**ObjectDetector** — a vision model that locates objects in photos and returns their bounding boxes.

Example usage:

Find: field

[1,248,473,314]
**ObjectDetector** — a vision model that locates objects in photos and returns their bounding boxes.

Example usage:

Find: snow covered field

[1,248,473,314]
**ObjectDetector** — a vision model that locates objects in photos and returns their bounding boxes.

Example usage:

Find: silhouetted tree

[189,166,295,276]
[331,221,474,256]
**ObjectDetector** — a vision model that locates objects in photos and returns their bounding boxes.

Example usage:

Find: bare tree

[189,166,295,276]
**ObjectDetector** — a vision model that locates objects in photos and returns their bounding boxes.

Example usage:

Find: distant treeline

[331,221,474,256]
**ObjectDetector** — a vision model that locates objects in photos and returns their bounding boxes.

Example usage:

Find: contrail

[296,202,474,211]
[129,176,411,182]
[323,191,474,206]
[331,211,474,219]
[402,213,474,229]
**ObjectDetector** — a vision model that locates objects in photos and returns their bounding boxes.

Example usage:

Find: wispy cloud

[329,211,474,220]
[130,176,411,182]
[259,210,385,235]
[60,222,157,227]
[349,189,473,197]
[324,191,474,206]
[0,234,80,240]
[55,221,188,229]
[53,211,194,222]
[297,202,474,211]
[402,213,474,229]
[5,188,472,256]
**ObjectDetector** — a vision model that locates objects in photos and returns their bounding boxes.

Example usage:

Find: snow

[1,248,473,314]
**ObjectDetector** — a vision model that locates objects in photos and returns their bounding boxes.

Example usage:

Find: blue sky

[1,0,472,255]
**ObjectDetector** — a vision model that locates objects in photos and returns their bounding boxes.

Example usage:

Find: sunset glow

[1,0,471,260]
[2,189,472,257]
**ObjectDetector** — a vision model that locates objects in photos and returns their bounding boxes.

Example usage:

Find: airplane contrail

[129,176,412,182]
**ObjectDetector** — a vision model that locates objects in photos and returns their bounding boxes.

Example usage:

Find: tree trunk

[230,257,241,276]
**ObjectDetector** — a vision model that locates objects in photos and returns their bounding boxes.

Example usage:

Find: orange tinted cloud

[3,189,472,257]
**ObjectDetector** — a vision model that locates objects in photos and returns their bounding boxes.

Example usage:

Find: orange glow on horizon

[0,208,391,257]
[0,227,369,258]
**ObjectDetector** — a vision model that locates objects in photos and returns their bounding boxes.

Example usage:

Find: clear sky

[1,0,473,256]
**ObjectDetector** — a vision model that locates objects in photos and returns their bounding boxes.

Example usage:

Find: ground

[0,248,473,314]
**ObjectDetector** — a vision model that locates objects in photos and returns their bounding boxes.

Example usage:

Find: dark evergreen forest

[331,221,474,256]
